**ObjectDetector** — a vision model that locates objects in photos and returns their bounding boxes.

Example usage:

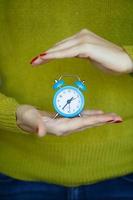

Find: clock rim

[53,85,84,118]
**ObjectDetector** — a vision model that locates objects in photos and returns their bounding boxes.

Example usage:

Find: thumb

[37,120,46,137]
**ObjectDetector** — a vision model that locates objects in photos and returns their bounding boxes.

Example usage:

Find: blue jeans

[0,172,133,200]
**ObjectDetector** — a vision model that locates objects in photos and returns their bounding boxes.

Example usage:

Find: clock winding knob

[74,80,87,91]
[53,79,65,89]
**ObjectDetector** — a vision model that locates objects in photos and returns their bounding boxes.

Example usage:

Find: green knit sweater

[0,0,133,187]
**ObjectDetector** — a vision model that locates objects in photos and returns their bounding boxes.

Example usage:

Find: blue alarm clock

[52,74,87,118]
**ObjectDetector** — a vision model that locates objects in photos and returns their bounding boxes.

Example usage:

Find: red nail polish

[30,56,38,64]
[40,52,47,57]
[115,120,123,123]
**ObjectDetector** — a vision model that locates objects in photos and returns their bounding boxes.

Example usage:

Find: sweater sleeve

[122,45,133,77]
[0,92,29,134]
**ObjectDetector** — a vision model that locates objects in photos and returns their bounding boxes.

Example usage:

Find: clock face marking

[53,86,84,117]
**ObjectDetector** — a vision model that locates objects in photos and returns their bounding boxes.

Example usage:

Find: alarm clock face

[53,86,84,118]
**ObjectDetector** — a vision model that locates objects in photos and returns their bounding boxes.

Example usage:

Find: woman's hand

[30,29,133,73]
[16,105,122,137]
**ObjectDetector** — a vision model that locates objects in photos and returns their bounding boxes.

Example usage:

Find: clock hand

[71,97,78,101]
[62,97,74,110]
[69,103,71,112]
[68,96,78,111]
[68,97,78,108]
[62,102,68,110]
[68,97,74,103]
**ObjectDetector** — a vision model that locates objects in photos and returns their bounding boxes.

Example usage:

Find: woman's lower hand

[16,104,122,137]
[30,29,133,73]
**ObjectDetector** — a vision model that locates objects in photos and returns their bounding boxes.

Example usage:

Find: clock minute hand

[71,97,78,101]
[62,102,68,110]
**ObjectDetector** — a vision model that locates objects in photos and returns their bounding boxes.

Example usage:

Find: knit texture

[0,0,133,187]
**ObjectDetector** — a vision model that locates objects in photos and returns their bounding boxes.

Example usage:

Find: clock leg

[53,113,59,119]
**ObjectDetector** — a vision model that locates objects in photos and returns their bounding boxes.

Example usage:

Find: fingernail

[40,52,47,57]
[30,56,39,64]
[114,120,123,123]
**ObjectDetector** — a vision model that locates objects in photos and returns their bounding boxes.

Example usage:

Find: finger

[54,33,78,46]
[31,56,50,66]
[83,113,122,123]
[31,45,79,66]
[36,30,88,60]
[81,109,104,116]
[31,42,89,66]
[24,118,46,137]
[102,112,122,120]
[62,121,107,136]
[61,113,121,136]
[45,114,117,135]
[56,113,122,134]
[52,29,89,47]
[74,118,116,132]
[17,122,44,136]
[46,38,79,53]
[53,29,101,48]
[75,115,121,133]
[42,112,122,136]
[41,45,80,59]
[30,34,78,66]
[37,120,47,137]
[82,109,121,119]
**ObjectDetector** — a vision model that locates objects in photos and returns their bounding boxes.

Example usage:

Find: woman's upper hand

[30,29,133,73]
[16,104,123,137]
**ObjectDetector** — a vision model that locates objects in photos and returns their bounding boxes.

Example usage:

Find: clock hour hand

[67,97,78,107]
[62,97,74,110]
[68,97,74,103]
